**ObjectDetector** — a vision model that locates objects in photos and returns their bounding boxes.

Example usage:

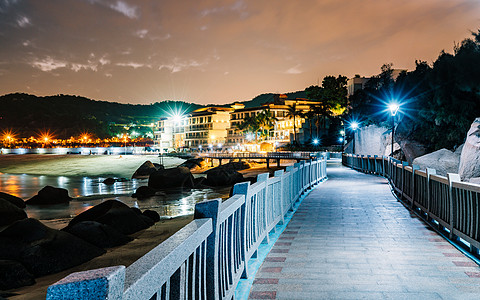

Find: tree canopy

[348,29,480,152]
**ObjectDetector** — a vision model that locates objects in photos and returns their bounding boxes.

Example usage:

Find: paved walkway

[249,161,480,299]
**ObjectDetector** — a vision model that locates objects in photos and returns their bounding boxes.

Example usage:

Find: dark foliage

[0,93,205,139]
[348,30,480,151]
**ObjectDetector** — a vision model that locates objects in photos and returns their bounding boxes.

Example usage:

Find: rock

[412,148,460,176]
[63,221,132,248]
[179,158,206,170]
[153,163,164,170]
[148,167,195,190]
[399,140,427,164]
[66,200,151,235]
[0,218,105,277]
[142,210,160,222]
[0,198,27,227]
[353,124,390,156]
[26,186,71,205]
[0,192,26,208]
[192,177,206,188]
[102,177,116,185]
[469,177,480,184]
[0,260,35,290]
[204,168,244,187]
[459,118,480,181]
[132,161,158,179]
[132,186,157,199]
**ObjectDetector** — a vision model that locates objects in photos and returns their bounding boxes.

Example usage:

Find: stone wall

[353,125,391,156]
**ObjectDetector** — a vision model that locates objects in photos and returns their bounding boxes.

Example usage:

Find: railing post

[401,161,408,199]
[194,199,222,299]
[46,266,126,300]
[426,168,436,220]
[232,182,251,279]
[411,165,420,207]
[447,173,461,240]
[274,169,286,224]
[257,173,270,243]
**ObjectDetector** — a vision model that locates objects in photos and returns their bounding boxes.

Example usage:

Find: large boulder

[0,218,105,277]
[148,167,194,190]
[0,260,35,290]
[65,200,151,235]
[353,125,390,156]
[179,158,207,170]
[0,192,26,208]
[63,221,132,248]
[204,168,244,187]
[131,186,158,199]
[26,186,71,205]
[142,210,160,223]
[132,161,159,179]
[0,198,27,227]
[459,118,480,181]
[412,148,460,176]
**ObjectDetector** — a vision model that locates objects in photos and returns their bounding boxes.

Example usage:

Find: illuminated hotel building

[184,107,232,148]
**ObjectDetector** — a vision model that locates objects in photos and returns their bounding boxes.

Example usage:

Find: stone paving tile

[248,162,480,299]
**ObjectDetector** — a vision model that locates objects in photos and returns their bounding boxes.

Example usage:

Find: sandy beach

[1,154,288,299]
[0,154,185,178]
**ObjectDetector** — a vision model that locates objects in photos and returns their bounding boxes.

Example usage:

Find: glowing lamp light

[198,145,202,149]
[313,139,319,145]
[208,144,213,148]
[339,137,344,143]
[172,114,183,124]
[350,122,359,130]
[217,143,222,148]
[340,130,345,135]
[389,103,400,116]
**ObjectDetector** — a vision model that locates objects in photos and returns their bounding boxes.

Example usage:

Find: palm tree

[286,104,302,144]
[237,114,261,142]
[258,109,278,140]
[303,109,315,139]
[311,104,331,137]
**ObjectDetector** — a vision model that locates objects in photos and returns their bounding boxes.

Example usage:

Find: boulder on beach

[0,218,105,278]
[66,200,151,235]
[132,186,157,199]
[130,207,155,227]
[142,209,160,223]
[0,260,35,290]
[148,166,195,190]
[412,148,460,176]
[0,192,26,208]
[102,177,117,185]
[0,198,27,227]
[179,158,206,170]
[26,186,72,205]
[132,161,159,179]
[459,118,480,181]
[63,221,132,248]
[204,167,244,187]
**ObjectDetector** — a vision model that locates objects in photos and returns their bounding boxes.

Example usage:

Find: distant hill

[239,91,307,108]
[0,93,206,138]
[0,90,306,138]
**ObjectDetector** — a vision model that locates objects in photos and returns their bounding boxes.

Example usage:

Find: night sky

[0,0,479,104]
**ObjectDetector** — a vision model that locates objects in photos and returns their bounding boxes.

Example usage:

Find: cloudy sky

[0,0,479,105]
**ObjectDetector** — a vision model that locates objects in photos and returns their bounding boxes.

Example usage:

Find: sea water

[0,168,230,229]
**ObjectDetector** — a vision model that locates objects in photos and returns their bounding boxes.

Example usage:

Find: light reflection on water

[0,173,230,226]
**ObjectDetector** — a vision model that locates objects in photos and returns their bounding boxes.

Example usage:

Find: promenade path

[248,160,480,299]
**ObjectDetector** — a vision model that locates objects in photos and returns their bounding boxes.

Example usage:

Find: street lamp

[388,103,400,157]
[350,122,359,154]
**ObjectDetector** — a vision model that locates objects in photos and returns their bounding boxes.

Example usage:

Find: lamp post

[388,103,399,157]
[350,122,358,154]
